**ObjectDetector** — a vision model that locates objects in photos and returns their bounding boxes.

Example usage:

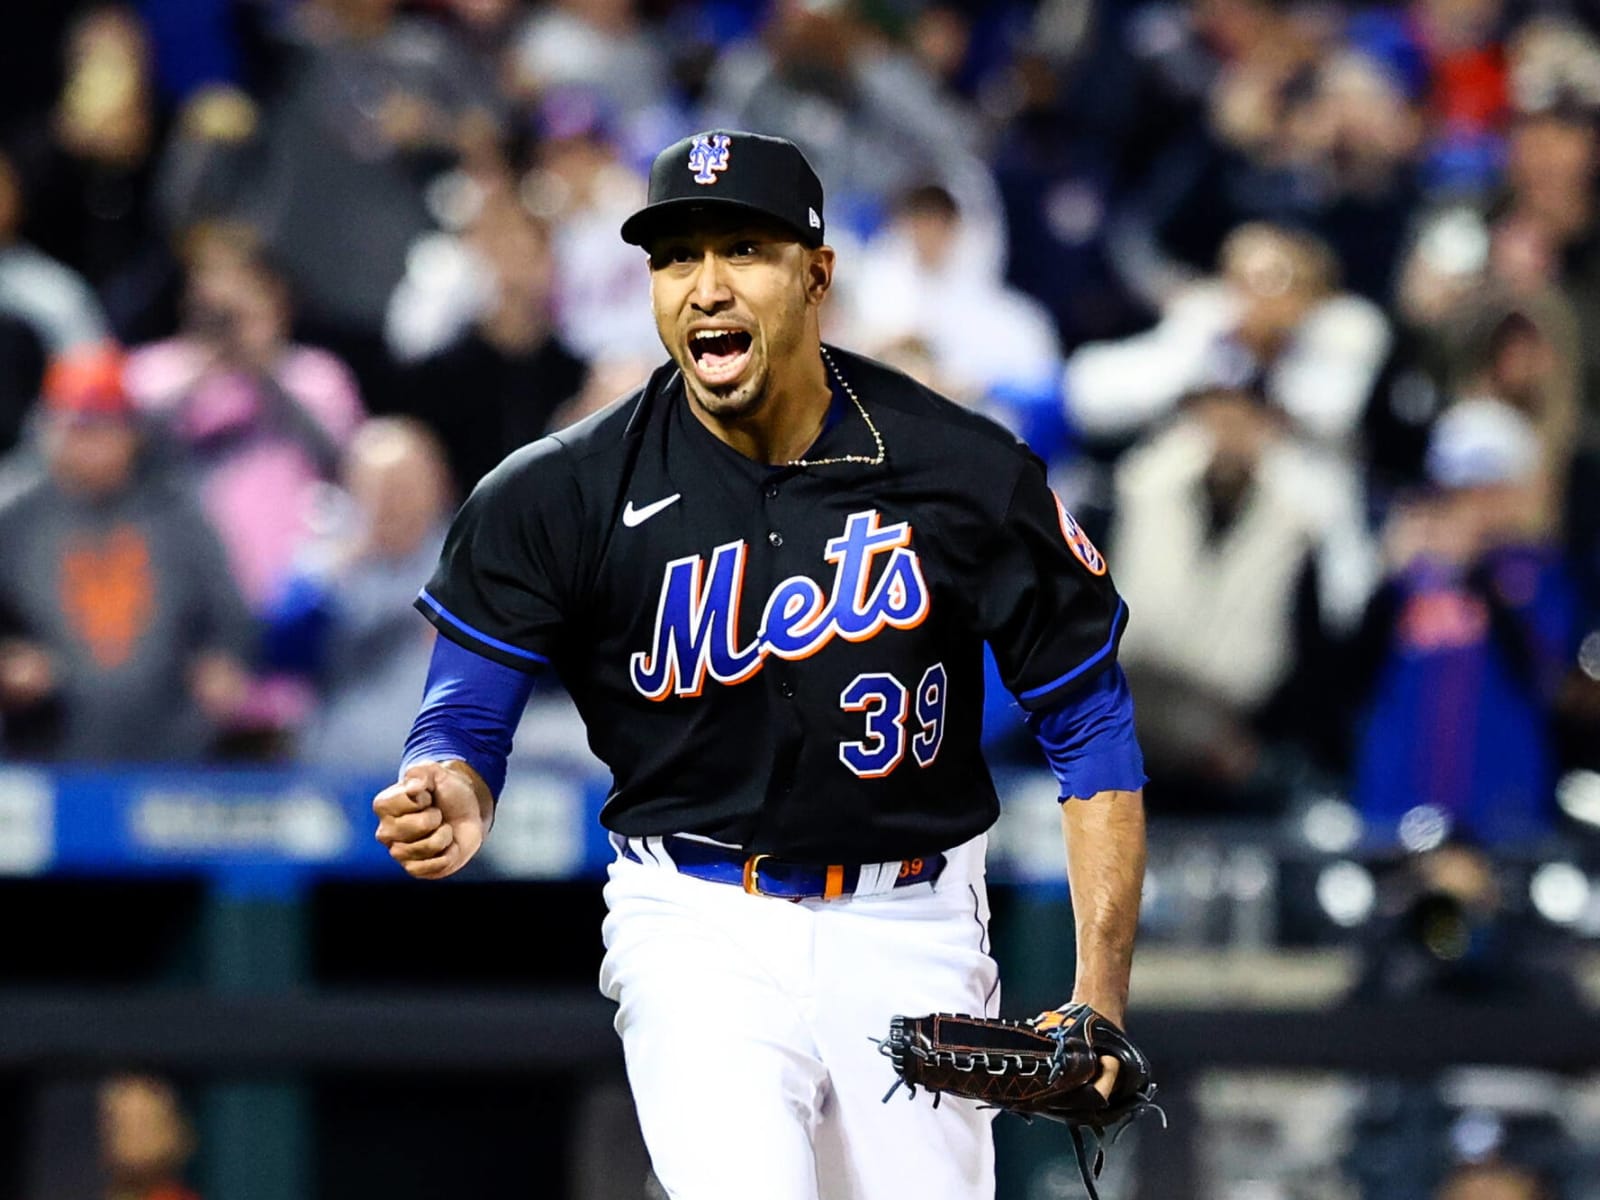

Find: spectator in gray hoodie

[0,344,255,761]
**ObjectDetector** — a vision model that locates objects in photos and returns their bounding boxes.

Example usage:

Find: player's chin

[696,380,767,421]
[687,359,765,415]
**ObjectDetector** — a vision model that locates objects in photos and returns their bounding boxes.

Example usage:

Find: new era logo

[688,134,731,185]
[808,207,821,229]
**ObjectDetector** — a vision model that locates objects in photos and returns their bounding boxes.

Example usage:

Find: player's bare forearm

[1061,788,1146,1027]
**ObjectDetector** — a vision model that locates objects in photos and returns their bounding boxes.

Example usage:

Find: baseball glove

[876,1003,1161,1199]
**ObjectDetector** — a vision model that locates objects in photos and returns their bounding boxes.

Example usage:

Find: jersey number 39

[838,663,947,779]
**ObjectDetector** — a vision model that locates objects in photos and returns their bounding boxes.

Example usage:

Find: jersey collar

[634,345,884,479]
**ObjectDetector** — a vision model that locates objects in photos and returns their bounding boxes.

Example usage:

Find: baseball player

[373,130,1148,1199]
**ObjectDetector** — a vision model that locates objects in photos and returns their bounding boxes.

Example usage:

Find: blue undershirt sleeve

[400,635,539,798]
[1023,663,1147,802]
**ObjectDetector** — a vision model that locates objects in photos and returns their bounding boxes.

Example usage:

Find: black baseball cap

[620,130,826,249]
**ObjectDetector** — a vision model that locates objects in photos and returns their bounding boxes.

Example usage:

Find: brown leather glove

[878,1003,1161,1199]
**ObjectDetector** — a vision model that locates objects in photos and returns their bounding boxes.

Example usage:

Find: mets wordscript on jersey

[630,509,930,700]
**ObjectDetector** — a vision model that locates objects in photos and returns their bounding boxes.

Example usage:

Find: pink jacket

[124,339,365,608]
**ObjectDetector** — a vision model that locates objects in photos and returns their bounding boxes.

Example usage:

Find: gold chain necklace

[781,345,887,469]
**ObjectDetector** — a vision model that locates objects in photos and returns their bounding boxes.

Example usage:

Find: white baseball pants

[598,835,1000,1200]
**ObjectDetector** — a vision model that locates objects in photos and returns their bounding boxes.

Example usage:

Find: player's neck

[691,349,832,466]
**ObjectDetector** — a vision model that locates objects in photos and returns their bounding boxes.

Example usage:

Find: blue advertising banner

[0,762,618,893]
[0,761,1087,895]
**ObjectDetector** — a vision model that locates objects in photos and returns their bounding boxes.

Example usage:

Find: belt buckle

[742,853,772,896]
[742,853,813,902]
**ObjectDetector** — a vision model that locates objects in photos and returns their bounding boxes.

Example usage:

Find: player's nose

[689,250,733,310]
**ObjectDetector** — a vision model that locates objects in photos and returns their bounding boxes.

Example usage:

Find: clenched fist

[372,760,494,879]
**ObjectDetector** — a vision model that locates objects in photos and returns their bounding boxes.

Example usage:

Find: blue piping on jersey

[1016,599,1127,703]
[417,588,551,664]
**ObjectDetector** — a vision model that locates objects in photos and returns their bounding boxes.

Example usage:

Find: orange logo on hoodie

[60,525,155,668]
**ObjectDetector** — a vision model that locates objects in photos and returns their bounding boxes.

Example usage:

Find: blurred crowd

[0,0,1596,861]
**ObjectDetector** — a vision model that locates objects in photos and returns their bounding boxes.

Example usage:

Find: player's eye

[651,245,698,268]
[728,240,760,259]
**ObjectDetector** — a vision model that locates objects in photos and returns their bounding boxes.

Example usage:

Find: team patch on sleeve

[1051,491,1107,576]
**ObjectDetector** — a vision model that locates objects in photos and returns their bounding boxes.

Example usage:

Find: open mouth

[688,328,754,386]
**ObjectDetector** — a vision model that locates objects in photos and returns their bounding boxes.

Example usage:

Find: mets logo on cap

[688,134,731,185]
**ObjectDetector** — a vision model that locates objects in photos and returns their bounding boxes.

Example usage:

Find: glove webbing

[873,1018,1164,1200]
[1070,1125,1102,1200]
[1036,1011,1165,1200]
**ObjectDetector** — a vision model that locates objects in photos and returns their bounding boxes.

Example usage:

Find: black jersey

[417,346,1128,862]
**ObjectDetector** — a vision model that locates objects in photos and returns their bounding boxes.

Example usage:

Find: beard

[659,277,813,424]
[682,347,770,421]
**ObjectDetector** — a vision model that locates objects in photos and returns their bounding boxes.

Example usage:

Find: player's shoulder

[829,346,1035,463]
[545,369,663,462]
[475,361,674,495]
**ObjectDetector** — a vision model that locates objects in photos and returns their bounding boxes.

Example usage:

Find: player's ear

[805,247,835,304]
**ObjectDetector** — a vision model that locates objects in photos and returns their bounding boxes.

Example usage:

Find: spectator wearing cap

[1452,298,1581,535]
[1361,232,1583,509]
[1341,398,1580,847]
[1105,384,1377,811]
[0,344,255,761]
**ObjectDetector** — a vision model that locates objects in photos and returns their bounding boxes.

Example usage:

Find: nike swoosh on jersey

[622,494,683,527]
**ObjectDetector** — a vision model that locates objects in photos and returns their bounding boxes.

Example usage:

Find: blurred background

[1,0,1599,1196]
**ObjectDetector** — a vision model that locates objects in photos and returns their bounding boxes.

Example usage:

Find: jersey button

[767,531,783,547]
[765,483,780,498]
[779,681,796,698]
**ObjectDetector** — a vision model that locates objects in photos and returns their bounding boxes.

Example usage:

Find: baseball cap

[620,130,826,249]
[42,343,135,421]
[1424,397,1541,489]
